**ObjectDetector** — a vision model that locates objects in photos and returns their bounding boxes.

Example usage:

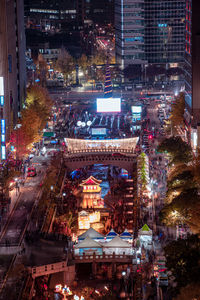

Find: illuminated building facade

[115,0,146,69]
[145,0,185,65]
[80,176,102,193]
[0,0,26,160]
[184,0,200,148]
[24,0,77,32]
[115,0,185,70]
[80,177,104,209]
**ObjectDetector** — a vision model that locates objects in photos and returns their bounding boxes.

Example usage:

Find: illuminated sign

[91,128,107,136]
[1,119,5,134]
[0,96,4,106]
[0,77,4,96]
[1,145,6,160]
[131,106,142,114]
[1,135,5,143]
[78,211,100,230]
[96,98,121,113]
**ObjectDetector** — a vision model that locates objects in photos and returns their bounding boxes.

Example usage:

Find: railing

[31,260,68,278]
[66,148,135,155]
[74,252,134,261]
[65,155,136,162]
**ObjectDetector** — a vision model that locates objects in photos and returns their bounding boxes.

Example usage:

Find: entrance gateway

[63,137,139,173]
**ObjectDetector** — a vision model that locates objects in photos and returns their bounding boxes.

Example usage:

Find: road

[0,155,50,298]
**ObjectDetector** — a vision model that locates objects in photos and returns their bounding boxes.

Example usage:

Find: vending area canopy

[78,227,104,241]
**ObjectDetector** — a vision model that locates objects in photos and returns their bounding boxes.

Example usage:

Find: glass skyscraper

[144,0,185,65]
[115,0,185,69]
[115,0,146,69]
[184,0,200,147]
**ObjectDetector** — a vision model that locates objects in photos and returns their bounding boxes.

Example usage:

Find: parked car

[27,166,37,177]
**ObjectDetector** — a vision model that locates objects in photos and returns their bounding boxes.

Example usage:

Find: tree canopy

[10,85,52,158]
[164,235,200,292]
[157,136,192,165]
[169,93,185,133]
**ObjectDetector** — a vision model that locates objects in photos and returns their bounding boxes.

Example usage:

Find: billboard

[97,98,121,113]
[131,106,142,113]
[91,128,107,136]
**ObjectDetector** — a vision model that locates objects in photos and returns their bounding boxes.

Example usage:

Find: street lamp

[50,185,54,199]
[15,178,19,195]
[62,192,66,212]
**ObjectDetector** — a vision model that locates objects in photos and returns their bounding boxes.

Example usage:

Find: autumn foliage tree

[55,48,75,81]
[10,85,52,159]
[169,92,185,134]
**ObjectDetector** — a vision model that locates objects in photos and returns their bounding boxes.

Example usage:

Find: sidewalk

[0,190,21,237]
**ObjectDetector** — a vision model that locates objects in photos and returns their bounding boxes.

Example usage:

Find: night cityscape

[0,0,200,299]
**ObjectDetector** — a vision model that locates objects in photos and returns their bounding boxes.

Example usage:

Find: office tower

[115,0,185,71]
[24,0,78,32]
[184,0,200,147]
[145,0,185,66]
[0,0,26,160]
[115,0,146,70]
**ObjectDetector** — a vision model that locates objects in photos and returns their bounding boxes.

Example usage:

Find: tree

[174,283,200,300]
[36,54,48,87]
[10,85,52,159]
[157,136,192,165]
[164,235,200,292]
[55,48,75,81]
[169,93,185,134]
[91,52,105,65]
[77,54,89,73]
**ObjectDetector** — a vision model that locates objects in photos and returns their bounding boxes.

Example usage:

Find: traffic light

[148,135,153,140]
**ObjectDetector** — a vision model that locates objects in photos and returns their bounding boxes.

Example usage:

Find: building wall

[0,0,26,158]
[145,0,185,65]
[115,0,146,69]
[185,0,200,127]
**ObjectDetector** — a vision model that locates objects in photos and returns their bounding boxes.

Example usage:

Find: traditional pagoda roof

[80,176,102,186]
[74,236,102,248]
[104,64,113,98]
[106,229,118,238]
[120,229,132,238]
[104,236,131,248]
[78,227,104,240]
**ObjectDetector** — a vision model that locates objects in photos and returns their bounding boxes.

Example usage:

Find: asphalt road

[0,156,49,246]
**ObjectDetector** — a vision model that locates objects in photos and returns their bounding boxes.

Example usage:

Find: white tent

[74,236,103,256]
[106,228,118,241]
[138,224,152,236]
[104,236,131,248]
[120,229,133,243]
[103,236,133,255]
[75,236,102,248]
[78,227,105,242]
[138,224,152,249]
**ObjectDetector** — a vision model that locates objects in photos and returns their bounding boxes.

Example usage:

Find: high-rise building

[0,0,26,160]
[24,0,78,32]
[184,0,200,148]
[145,0,185,65]
[115,0,146,70]
[115,0,185,71]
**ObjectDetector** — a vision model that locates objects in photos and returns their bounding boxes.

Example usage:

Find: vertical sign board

[0,77,5,160]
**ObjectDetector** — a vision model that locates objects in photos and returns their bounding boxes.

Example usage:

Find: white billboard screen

[97,98,121,113]
[131,106,142,113]
[0,77,4,96]
[91,128,107,136]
